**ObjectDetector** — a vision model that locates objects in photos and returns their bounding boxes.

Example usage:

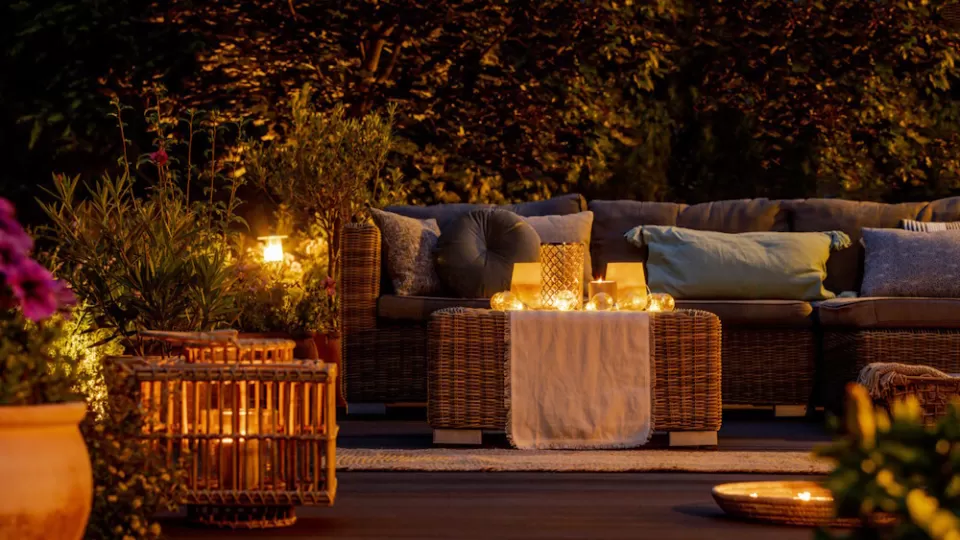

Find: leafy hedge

[4,0,959,208]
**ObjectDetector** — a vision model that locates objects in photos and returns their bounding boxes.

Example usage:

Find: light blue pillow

[624,226,850,300]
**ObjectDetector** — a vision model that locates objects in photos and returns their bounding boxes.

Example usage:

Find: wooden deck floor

[162,412,833,540]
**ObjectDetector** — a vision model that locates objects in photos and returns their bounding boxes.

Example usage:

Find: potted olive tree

[0,198,91,539]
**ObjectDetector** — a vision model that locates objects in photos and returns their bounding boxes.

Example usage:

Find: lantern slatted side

[128,362,337,528]
[182,339,297,364]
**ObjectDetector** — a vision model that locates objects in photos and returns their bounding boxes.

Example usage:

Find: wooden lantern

[141,330,297,364]
[127,360,337,528]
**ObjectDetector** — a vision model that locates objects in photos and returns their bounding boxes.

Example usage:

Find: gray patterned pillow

[370,209,442,296]
[861,228,960,297]
[900,219,960,232]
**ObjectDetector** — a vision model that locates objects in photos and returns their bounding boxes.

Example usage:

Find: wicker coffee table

[427,308,722,447]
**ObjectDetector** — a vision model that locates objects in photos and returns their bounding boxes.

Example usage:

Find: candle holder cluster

[119,332,337,529]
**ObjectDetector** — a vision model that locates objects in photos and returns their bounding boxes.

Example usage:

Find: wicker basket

[712,481,894,527]
[881,375,960,425]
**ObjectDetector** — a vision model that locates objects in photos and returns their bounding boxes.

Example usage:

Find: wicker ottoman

[427,308,722,447]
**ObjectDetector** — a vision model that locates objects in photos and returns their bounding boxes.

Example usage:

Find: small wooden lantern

[141,330,297,364]
[125,359,337,528]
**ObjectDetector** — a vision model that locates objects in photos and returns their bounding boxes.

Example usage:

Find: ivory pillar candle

[588,279,617,301]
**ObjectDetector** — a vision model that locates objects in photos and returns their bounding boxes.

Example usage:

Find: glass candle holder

[540,242,585,310]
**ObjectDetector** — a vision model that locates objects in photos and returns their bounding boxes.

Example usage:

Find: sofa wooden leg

[774,405,808,418]
[433,429,483,446]
[668,431,718,447]
[346,403,387,416]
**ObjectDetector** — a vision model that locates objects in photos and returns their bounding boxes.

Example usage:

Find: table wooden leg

[433,429,483,446]
[668,431,718,447]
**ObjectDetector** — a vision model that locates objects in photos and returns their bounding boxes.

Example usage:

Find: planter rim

[0,401,87,427]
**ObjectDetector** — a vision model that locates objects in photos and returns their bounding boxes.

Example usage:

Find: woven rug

[337,448,832,474]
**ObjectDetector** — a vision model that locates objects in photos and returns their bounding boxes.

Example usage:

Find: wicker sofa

[341,195,960,413]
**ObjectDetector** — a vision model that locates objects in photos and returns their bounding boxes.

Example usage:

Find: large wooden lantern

[124,341,337,528]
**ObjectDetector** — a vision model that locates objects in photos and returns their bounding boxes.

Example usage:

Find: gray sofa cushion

[860,228,960,297]
[378,295,490,321]
[434,209,540,298]
[676,300,814,327]
[783,199,927,295]
[916,196,960,222]
[588,198,786,277]
[386,193,586,232]
[816,297,960,328]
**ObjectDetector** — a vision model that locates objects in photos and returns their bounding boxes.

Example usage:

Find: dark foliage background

[3,0,959,221]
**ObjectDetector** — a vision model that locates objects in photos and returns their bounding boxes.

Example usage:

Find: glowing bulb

[554,290,579,311]
[259,235,287,263]
[491,291,524,311]
[796,492,812,502]
[590,292,615,311]
[749,493,758,498]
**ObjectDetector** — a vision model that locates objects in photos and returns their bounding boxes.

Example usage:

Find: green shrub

[817,384,960,539]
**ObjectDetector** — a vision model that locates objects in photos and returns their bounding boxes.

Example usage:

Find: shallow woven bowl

[712,481,856,527]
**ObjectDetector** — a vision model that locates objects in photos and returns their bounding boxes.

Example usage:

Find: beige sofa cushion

[816,297,960,328]
[588,198,785,277]
[676,300,814,327]
[783,199,927,295]
[379,295,490,321]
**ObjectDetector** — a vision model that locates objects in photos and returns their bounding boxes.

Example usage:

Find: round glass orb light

[648,293,676,313]
[590,292,615,311]
[618,290,650,311]
[553,290,579,311]
[491,291,523,311]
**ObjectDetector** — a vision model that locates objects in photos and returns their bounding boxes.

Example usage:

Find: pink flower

[0,198,33,254]
[149,148,169,166]
[5,259,75,321]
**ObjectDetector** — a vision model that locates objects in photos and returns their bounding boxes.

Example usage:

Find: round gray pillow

[435,209,541,298]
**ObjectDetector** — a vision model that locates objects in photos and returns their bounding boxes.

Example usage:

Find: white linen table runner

[506,310,652,450]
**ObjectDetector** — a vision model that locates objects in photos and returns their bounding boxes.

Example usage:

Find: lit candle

[258,235,287,263]
[588,279,617,301]
[212,409,264,490]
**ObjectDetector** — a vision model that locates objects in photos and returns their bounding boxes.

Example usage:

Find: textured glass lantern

[539,242,585,310]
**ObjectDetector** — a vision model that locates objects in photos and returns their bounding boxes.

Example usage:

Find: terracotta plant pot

[0,402,92,540]
[312,331,344,407]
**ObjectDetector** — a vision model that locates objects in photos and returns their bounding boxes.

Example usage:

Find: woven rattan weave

[426,308,722,433]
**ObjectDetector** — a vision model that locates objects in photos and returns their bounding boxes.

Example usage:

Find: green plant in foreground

[40,94,246,354]
[816,385,960,539]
